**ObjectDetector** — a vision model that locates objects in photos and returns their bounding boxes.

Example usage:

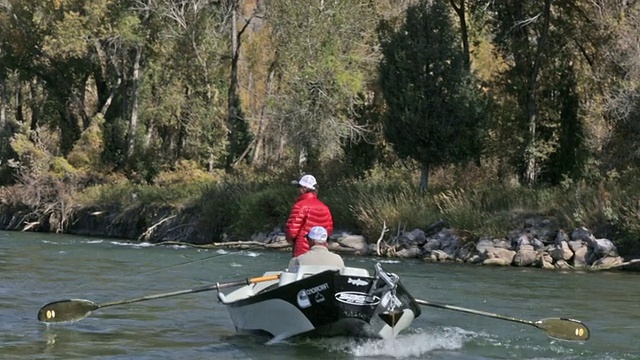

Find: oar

[415,299,590,341]
[37,274,280,323]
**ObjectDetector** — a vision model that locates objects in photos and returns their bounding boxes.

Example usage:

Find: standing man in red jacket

[285,174,334,257]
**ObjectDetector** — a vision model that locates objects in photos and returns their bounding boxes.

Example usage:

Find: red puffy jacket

[285,192,334,257]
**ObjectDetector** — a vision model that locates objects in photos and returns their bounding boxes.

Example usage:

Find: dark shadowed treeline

[1,0,640,254]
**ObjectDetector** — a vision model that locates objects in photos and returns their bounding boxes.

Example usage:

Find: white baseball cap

[307,226,328,242]
[291,174,317,190]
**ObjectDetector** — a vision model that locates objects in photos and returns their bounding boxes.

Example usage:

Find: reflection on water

[1,231,638,359]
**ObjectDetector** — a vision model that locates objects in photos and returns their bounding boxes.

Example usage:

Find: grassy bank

[33,163,636,258]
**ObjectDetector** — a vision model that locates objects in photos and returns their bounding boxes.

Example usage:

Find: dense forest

[1,0,640,254]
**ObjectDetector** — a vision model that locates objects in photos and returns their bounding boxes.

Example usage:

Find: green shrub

[349,185,440,241]
[196,182,236,240]
[67,115,104,170]
[154,160,219,187]
[76,179,210,208]
[234,187,293,237]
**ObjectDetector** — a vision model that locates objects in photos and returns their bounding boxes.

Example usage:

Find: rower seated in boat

[288,226,344,272]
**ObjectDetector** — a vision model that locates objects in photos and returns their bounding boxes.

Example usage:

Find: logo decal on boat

[297,283,329,309]
[347,278,368,286]
[305,283,330,295]
[335,291,381,306]
[297,290,311,308]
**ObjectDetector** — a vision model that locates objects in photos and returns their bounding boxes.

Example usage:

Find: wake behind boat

[217,263,422,340]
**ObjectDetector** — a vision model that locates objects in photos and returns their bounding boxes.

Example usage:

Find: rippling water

[0,231,637,359]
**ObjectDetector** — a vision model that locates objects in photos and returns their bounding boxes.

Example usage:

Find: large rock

[456,242,475,262]
[397,229,426,247]
[555,259,572,269]
[513,248,537,266]
[429,249,450,262]
[483,248,516,266]
[568,240,586,253]
[475,238,495,253]
[437,230,461,254]
[531,238,545,250]
[550,241,573,262]
[396,246,421,258]
[571,246,590,268]
[483,257,512,266]
[592,238,619,258]
[336,234,368,252]
[423,238,442,253]
[554,229,570,245]
[536,251,554,269]
[493,239,512,249]
[571,227,596,246]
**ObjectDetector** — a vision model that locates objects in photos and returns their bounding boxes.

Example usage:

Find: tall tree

[378,0,485,193]
[226,0,253,168]
[481,0,608,184]
[597,2,640,171]
[264,0,377,169]
[130,0,231,173]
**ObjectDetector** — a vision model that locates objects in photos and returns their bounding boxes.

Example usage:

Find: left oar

[415,299,590,341]
[38,274,280,323]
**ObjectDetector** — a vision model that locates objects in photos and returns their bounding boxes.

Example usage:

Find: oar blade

[535,318,590,341]
[37,299,99,323]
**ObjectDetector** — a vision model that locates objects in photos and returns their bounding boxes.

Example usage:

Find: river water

[0,231,637,359]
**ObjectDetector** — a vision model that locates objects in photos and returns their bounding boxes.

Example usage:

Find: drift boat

[217,263,421,340]
[36,260,590,343]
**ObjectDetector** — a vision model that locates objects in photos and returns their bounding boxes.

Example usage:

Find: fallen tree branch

[158,240,291,250]
[138,215,177,241]
[376,221,389,256]
[590,258,640,271]
[22,221,40,231]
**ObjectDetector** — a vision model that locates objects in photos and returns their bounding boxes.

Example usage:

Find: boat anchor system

[371,263,404,328]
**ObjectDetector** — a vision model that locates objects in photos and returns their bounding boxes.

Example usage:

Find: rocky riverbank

[248,216,635,271]
[0,202,636,271]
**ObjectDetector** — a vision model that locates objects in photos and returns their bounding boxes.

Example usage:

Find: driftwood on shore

[592,258,640,270]
[158,240,292,250]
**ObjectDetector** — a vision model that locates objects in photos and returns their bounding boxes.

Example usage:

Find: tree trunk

[0,77,6,128]
[298,146,307,170]
[15,82,23,123]
[227,0,240,167]
[29,80,39,132]
[126,45,142,160]
[177,86,190,160]
[523,0,551,185]
[252,59,277,165]
[449,0,470,71]
[145,119,154,149]
[419,163,430,194]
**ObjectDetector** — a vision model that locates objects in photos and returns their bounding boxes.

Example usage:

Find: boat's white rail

[278,265,370,286]
[342,266,370,277]
[218,271,281,303]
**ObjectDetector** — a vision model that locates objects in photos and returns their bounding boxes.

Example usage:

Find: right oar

[415,299,590,341]
[38,274,280,323]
